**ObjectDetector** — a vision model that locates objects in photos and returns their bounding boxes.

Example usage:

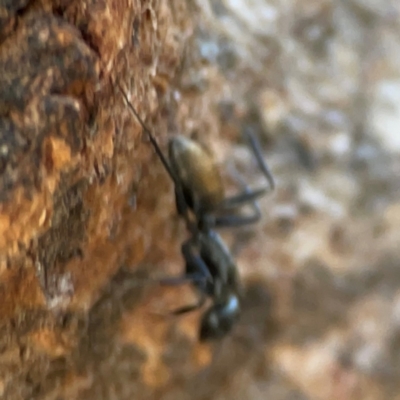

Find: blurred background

[147,0,400,399]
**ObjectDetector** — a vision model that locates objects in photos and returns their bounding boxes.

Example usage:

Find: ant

[117,82,275,340]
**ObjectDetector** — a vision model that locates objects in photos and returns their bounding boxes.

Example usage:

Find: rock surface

[0,1,399,399]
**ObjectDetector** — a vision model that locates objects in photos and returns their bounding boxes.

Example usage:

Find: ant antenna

[115,81,177,182]
[115,80,196,232]
[242,127,275,191]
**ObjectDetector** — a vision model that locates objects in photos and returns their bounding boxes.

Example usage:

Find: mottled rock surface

[0,0,399,399]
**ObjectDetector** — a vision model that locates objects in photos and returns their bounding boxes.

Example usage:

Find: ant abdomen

[169,136,224,213]
[199,293,241,341]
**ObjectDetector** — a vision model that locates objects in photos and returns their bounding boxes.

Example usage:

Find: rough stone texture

[0,0,187,398]
[0,0,400,399]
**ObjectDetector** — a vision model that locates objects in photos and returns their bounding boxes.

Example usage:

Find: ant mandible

[117,82,275,340]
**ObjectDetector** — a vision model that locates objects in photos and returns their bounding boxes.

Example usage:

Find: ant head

[199,293,241,341]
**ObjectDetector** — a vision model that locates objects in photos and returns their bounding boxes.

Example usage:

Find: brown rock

[1,1,400,399]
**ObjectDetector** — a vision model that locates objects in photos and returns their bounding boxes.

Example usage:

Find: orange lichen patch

[175,304,200,343]
[67,186,137,308]
[82,113,116,174]
[0,214,10,242]
[28,328,71,358]
[66,0,132,73]
[65,372,94,394]
[192,342,213,368]
[43,136,72,172]
[55,371,94,400]
[151,73,170,95]
[68,239,121,309]
[0,267,45,319]
[123,227,148,268]
[0,134,81,258]
[0,188,54,255]
[68,141,175,308]
[99,120,115,159]
[84,181,121,242]
[0,0,194,397]
[0,345,21,368]
[120,295,170,387]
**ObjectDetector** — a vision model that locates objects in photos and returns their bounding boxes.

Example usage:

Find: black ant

[117,82,274,340]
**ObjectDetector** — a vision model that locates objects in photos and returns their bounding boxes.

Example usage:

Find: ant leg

[220,186,267,208]
[207,186,264,229]
[159,272,208,287]
[170,292,207,315]
[213,128,274,213]
[213,197,262,228]
[201,199,262,230]
[156,239,213,286]
[162,240,211,315]
[181,239,213,282]
[206,171,263,229]
[174,187,193,230]
[242,127,275,191]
